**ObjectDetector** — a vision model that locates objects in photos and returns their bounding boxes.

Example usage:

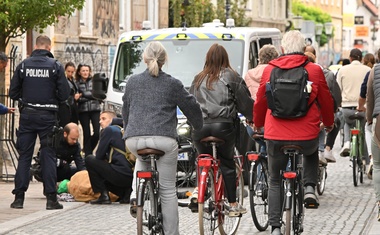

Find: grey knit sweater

[122,69,203,139]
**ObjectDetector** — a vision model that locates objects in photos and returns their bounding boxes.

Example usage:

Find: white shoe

[227,202,247,217]
[340,141,350,157]
[324,149,336,163]
[319,152,327,165]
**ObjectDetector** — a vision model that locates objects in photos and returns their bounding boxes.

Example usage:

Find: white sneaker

[319,152,327,165]
[227,202,247,217]
[324,149,336,163]
[340,141,350,157]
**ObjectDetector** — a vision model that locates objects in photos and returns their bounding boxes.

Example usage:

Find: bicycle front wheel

[250,160,269,231]
[198,170,216,235]
[219,163,244,235]
[137,180,161,235]
[317,166,327,195]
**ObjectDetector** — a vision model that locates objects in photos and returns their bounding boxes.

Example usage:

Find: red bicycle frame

[196,154,224,204]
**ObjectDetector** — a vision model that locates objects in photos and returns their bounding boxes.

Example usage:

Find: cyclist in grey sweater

[122,41,203,235]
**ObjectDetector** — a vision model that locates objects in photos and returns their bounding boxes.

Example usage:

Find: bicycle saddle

[348,112,365,120]
[200,136,225,145]
[137,148,165,157]
[280,145,303,155]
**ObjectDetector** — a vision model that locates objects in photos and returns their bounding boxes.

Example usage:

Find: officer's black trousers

[13,108,57,195]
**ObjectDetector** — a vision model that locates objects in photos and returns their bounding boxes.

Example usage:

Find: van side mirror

[92,73,108,100]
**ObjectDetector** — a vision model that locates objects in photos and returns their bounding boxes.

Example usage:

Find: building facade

[6,0,169,83]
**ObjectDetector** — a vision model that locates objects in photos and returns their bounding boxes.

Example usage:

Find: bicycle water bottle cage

[200,136,225,146]
[280,145,303,155]
[137,171,154,179]
[283,171,297,179]
[351,129,360,135]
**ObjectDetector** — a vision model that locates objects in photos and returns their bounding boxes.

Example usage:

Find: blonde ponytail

[143,42,167,77]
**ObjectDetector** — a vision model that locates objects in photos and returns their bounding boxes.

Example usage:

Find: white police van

[93,19,282,184]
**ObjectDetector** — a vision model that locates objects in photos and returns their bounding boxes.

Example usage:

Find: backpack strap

[108,125,136,169]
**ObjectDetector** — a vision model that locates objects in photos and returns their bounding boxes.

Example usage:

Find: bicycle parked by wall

[135,148,165,235]
[280,145,305,235]
[196,136,245,235]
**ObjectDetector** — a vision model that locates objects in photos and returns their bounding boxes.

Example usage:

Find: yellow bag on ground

[67,170,118,202]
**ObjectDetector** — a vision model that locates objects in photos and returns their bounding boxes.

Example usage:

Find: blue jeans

[126,136,179,235]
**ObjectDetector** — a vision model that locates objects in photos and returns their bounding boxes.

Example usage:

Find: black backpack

[266,61,311,118]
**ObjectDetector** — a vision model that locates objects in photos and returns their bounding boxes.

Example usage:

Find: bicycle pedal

[228,211,243,217]
[188,200,198,213]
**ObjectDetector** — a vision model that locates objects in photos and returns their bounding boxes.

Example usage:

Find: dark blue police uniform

[9,49,70,203]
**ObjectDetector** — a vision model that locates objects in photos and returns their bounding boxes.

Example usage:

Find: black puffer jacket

[76,77,101,113]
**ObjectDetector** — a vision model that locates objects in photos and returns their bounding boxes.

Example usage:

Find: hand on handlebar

[324,124,334,133]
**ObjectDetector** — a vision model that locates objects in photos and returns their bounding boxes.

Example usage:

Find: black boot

[90,190,111,204]
[10,192,25,209]
[46,193,63,210]
[119,188,132,204]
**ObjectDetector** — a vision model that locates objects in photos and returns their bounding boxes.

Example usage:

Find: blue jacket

[0,103,8,114]
[95,121,133,177]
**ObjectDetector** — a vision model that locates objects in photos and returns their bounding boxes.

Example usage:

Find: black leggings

[79,111,100,156]
[325,116,341,149]
[192,122,237,203]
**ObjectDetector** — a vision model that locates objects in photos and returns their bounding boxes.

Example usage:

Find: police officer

[9,35,70,210]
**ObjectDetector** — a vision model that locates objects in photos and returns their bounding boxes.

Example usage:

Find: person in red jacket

[253,30,335,235]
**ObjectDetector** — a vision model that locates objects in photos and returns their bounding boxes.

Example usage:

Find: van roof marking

[119,32,245,43]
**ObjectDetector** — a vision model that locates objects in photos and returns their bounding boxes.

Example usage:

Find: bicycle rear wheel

[293,176,304,234]
[219,163,244,235]
[317,166,327,195]
[198,170,216,235]
[137,180,161,235]
[351,135,359,187]
[250,160,269,231]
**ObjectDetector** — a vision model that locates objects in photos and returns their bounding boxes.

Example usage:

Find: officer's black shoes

[46,193,63,210]
[90,190,111,205]
[10,192,25,209]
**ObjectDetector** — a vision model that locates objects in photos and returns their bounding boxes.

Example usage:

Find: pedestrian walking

[365,48,380,221]
[9,35,70,210]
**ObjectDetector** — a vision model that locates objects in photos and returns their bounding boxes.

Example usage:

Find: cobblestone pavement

[1,140,380,234]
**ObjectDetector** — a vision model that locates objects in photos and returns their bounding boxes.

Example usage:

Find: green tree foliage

[292,0,332,47]
[169,0,251,27]
[0,0,85,51]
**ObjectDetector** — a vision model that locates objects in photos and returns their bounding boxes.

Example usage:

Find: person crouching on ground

[85,111,133,204]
